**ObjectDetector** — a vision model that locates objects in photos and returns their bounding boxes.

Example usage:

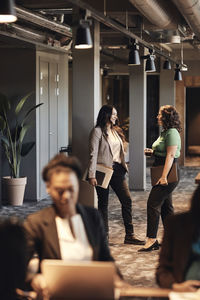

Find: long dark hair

[160,105,181,132]
[95,105,126,143]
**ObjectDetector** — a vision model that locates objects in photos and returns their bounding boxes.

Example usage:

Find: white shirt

[55,214,93,261]
[107,129,122,163]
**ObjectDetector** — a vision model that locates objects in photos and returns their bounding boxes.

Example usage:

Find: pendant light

[163,60,171,70]
[0,0,17,23]
[174,64,182,81]
[128,39,140,66]
[75,10,93,49]
[145,49,156,72]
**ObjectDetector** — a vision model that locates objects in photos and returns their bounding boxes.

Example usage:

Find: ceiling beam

[15,5,72,38]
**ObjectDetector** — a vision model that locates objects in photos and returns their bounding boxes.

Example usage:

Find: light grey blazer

[88,126,128,178]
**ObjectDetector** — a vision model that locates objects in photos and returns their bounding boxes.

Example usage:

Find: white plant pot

[3,176,27,206]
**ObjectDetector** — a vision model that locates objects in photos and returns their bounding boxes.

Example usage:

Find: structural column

[129,60,146,190]
[160,60,175,106]
[72,20,101,207]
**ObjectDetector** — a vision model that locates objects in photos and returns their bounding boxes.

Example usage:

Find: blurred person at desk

[24,154,122,299]
[0,218,36,300]
[156,185,200,292]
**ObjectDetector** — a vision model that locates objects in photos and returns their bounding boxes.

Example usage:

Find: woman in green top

[139,105,181,252]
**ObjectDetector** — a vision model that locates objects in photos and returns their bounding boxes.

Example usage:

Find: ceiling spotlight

[141,49,156,72]
[0,0,17,23]
[128,40,140,66]
[145,49,156,72]
[180,64,188,71]
[75,10,93,49]
[174,64,182,81]
[103,69,108,77]
[166,30,181,44]
[163,60,171,70]
[102,64,109,77]
[145,56,156,72]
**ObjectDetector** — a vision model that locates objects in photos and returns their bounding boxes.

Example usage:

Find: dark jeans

[96,162,133,236]
[147,157,180,238]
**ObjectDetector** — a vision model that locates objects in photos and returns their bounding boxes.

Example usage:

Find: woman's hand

[172,280,200,292]
[31,274,50,300]
[144,148,153,157]
[156,177,168,186]
[88,178,97,186]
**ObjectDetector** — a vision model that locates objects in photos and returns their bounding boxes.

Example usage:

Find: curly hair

[95,104,126,143]
[42,154,82,182]
[159,105,181,132]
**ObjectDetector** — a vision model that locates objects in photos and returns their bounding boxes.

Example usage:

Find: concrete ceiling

[0,0,200,68]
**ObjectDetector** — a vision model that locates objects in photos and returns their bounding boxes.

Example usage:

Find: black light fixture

[0,0,17,23]
[145,49,156,72]
[103,69,108,77]
[75,10,93,49]
[102,64,109,77]
[128,39,140,66]
[174,64,182,81]
[163,59,171,70]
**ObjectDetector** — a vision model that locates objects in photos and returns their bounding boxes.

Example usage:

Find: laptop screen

[41,259,115,300]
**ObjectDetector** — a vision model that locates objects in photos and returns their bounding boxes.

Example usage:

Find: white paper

[169,290,200,300]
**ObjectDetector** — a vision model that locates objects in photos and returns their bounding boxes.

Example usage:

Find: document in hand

[169,290,200,300]
[150,163,178,186]
[83,164,113,189]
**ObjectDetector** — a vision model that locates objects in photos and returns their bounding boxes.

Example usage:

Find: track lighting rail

[67,0,185,67]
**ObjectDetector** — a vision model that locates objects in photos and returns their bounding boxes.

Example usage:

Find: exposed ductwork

[129,0,177,29]
[172,0,200,41]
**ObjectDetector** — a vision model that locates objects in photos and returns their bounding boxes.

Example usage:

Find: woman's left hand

[156,177,168,186]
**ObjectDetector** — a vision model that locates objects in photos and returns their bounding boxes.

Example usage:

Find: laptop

[41,259,116,300]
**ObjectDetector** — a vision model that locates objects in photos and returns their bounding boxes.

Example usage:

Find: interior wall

[0,48,36,201]
[186,88,200,149]
[176,59,200,165]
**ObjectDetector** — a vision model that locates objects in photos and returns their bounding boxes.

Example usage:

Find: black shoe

[124,234,145,245]
[138,240,159,252]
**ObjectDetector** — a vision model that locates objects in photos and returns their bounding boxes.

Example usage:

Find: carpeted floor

[108,165,199,287]
[0,165,199,289]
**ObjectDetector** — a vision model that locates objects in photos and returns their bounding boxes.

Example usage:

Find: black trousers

[147,159,180,238]
[96,162,133,236]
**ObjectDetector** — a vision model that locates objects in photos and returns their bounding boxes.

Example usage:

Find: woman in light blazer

[88,105,144,245]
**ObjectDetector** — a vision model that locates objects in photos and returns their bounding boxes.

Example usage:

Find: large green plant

[0,93,43,178]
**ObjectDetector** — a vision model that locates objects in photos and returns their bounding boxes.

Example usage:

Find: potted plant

[0,92,43,205]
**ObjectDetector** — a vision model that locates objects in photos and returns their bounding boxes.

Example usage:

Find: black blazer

[156,212,195,288]
[24,203,114,263]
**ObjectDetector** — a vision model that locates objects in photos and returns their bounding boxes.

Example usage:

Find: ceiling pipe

[67,0,185,67]
[15,6,72,38]
[129,0,177,29]
[172,0,200,41]
[101,50,128,64]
